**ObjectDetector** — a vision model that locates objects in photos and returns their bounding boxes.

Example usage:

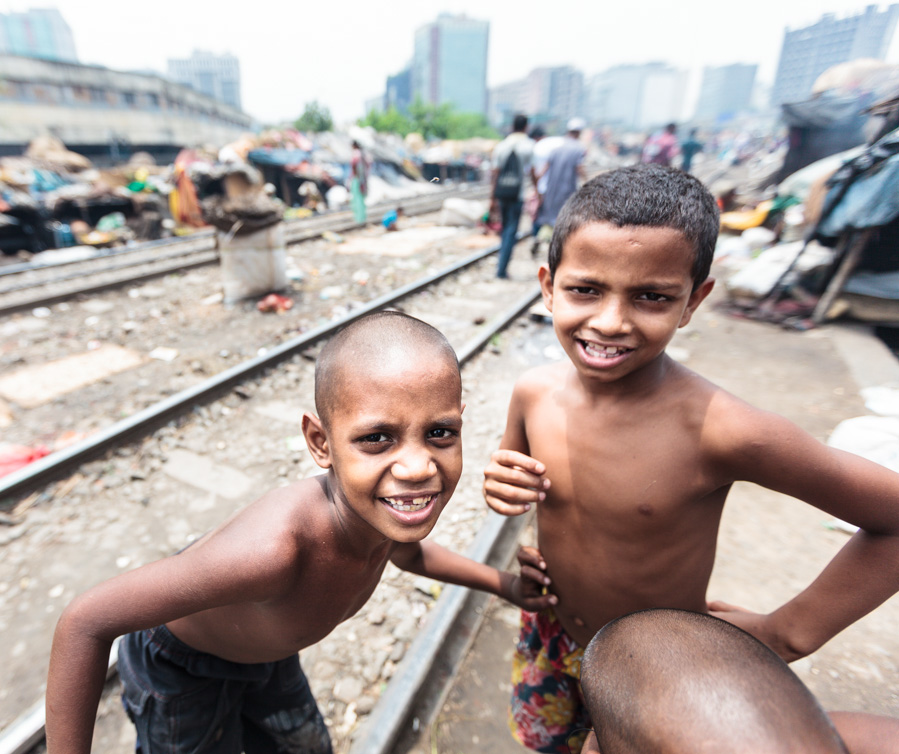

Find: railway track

[0,223,550,754]
[0,184,489,316]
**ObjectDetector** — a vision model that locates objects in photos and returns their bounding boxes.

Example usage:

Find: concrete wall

[0,54,252,150]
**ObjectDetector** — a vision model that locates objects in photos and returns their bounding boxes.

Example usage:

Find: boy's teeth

[383,496,432,512]
[584,342,626,357]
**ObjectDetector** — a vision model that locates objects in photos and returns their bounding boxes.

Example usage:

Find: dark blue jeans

[119,625,332,754]
[496,198,523,278]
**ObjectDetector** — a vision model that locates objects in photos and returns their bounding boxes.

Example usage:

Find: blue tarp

[246,148,313,166]
[817,129,899,236]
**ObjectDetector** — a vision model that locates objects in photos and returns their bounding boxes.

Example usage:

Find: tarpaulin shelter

[775,93,872,184]
[807,126,899,323]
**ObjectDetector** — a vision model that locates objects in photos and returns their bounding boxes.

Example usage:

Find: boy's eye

[358,433,390,444]
[638,292,670,302]
[570,286,597,296]
[428,428,459,442]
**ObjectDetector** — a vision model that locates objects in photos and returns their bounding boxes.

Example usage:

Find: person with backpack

[491,113,537,279]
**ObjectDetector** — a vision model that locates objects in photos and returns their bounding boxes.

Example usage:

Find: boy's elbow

[55,592,115,645]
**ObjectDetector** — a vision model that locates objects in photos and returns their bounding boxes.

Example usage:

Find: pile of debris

[717,61,899,331]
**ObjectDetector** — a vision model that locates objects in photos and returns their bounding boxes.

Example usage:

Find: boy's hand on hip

[500,557,556,613]
[484,450,550,516]
[708,600,802,662]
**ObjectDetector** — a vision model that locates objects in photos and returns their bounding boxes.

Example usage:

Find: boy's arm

[47,517,300,753]
[829,711,899,754]
[389,541,556,612]
[709,400,899,661]
[484,379,550,515]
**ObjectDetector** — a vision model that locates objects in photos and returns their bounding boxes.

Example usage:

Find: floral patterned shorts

[509,608,590,753]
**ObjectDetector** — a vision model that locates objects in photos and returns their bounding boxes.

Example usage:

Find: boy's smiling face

[304,356,463,544]
[539,221,714,386]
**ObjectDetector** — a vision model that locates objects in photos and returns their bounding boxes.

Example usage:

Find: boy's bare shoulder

[513,361,571,397]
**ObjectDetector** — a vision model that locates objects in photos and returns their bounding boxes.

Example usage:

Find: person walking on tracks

[491,113,538,279]
[534,117,587,243]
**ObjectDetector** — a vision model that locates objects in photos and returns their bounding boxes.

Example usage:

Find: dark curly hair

[548,164,720,290]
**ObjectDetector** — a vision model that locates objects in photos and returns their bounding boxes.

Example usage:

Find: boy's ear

[302,412,332,469]
[538,264,554,311]
[679,277,715,328]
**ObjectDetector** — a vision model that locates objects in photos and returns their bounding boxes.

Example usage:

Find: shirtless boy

[579,608,899,754]
[482,165,899,753]
[47,311,554,754]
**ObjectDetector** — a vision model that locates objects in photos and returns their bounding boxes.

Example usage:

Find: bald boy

[580,609,899,754]
[47,311,554,754]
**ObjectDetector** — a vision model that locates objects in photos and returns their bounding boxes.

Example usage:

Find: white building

[167,50,242,111]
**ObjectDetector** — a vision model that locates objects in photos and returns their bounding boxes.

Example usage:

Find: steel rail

[0,283,541,754]
[0,183,486,281]
[0,186,488,318]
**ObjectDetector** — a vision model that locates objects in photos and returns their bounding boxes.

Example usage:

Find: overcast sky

[7,1,899,124]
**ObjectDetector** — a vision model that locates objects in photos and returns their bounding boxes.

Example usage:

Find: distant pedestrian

[680,128,704,172]
[642,122,679,166]
[349,140,369,223]
[534,117,587,240]
[491,114,537,279]
[528,126,551,256]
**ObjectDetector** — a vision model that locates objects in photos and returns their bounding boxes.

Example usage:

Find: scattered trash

[828,415,899,472]
[351,269,370,286]
[826,519,860,535]
[414,577,442,599]
[149,347,179,362]
[430,177,440,182]
[321,230,344,244]
[32,307,51,318]
[200,292,224,306]
[320,285,345,300]
[861,386,899,416]
[0,443,51,478]
[256,293,293,313]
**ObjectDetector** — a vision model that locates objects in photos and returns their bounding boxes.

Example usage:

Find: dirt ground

[417,262,899,754]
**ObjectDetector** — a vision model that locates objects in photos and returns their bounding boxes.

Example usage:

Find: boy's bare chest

[205,557,387,658]
[524,398,715,516]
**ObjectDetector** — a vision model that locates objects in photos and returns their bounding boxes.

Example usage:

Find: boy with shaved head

[579,609,899,754]
[47,311,554,754]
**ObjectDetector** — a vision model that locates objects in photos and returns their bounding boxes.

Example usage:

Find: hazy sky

[7,1,899,124]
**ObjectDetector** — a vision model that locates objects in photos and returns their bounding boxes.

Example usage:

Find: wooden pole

[812,229,875,324]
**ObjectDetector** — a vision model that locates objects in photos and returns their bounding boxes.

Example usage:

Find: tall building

[385,66,412,113]
[488,66,584,129]
[694,63,758,123]
[167,50,242,111]
[585,63,687,129]
[0,8,77,62]
[488,78,528,129]
[412,14,489,115]
[771,4,899,106]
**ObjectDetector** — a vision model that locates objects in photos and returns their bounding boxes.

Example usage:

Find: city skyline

[3,1,899,125]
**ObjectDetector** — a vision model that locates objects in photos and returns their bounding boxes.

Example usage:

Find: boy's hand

[500,546,556,612]
[484,450,550,515]
[708,600,803,662]
[581,731,601,753]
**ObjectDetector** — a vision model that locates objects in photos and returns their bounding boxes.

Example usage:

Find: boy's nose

[391,446,437,481]
[590,297,631,335]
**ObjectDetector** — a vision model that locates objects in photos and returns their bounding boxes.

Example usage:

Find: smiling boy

[46,311,554,754]
[483,165,899,753]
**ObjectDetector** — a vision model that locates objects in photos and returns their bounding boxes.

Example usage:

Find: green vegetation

[294,101,334,133]
[358,98,499,140]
